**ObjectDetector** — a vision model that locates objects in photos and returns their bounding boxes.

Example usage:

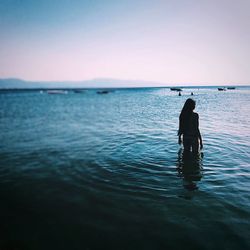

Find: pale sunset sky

[0,0,250,85]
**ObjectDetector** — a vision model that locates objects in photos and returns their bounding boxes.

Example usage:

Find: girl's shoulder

[193,112,199,118]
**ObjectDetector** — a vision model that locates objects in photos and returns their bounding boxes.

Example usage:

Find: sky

[0,0,250,85]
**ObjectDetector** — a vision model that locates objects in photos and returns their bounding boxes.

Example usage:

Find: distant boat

[170,87,182,91]
[227,87,236,90]
[47,90,68,94]
[73,90,85,93]
[97,90,109,94]
[218,88,226,91]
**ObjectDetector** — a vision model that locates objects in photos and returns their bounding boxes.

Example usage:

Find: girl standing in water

[178,98,203,153]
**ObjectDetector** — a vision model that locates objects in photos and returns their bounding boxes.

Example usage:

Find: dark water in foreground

[0,87,250,250]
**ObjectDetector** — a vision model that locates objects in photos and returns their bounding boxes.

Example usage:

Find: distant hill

[0,78,82,89]
[0,78,30,88]
[0,78,164,89]
[1,78,245,89]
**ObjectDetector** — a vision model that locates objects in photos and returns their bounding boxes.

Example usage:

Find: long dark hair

[178,98,196,135]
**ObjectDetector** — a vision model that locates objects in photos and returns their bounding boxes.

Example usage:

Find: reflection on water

[176,149,204,191]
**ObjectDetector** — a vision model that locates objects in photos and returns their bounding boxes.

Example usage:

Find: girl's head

[178,99,196,135]
[183,98,196,112]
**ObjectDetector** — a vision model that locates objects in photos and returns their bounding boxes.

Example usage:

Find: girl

[178,98,203,153]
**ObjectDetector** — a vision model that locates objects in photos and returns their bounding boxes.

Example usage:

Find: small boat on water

[227,87,236,90]
[47,90,68,94]
[97,90,109,94]
[73,90,85,93]
[218,88,226,91]
[170,87,182,91]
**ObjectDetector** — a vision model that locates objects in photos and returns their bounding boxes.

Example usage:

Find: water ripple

[1,88,250,249]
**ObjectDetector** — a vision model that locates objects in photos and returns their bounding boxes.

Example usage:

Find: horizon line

[0,77,249,87]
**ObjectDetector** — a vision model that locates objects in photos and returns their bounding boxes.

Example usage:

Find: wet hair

[178,98,196,135]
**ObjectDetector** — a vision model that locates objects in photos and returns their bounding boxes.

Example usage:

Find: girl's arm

[196,114,203,149]
[178,118,183,145]
[178,134,182,145]
[198,129,203,149]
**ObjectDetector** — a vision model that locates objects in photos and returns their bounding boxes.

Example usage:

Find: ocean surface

[0,86,249,250]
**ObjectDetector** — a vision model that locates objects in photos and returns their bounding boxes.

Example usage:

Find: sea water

[0,87,249,250]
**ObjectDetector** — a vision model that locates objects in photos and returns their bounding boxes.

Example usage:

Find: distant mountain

[0,78,81,89]
[0,78,29,88]
[0,78,164,89]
